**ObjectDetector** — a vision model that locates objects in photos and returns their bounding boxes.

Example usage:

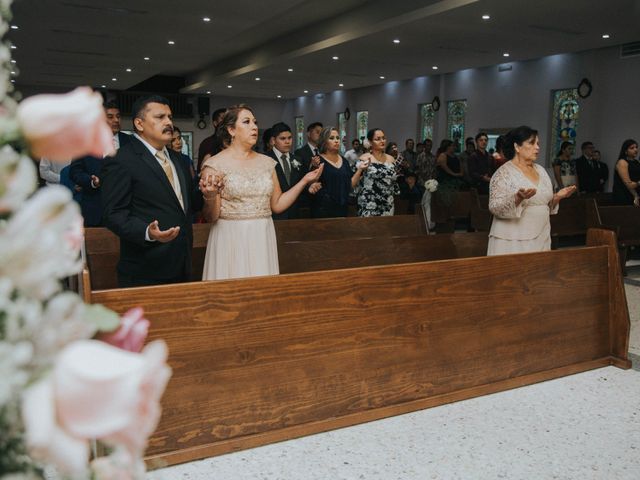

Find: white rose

[17,87,114,162]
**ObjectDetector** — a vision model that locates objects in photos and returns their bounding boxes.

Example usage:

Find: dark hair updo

[503,126,538,160]
[366,128,383,142]
[217,104,255,146]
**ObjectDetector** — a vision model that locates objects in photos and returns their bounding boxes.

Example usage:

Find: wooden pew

[469,189,492,232]
[278,232,488,274]
[82,216,427,295]
[592,202,640,273]
[430,190,473,233]
[89,228,630,469]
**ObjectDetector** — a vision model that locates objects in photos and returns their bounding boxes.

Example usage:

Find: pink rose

[16,87,114,161]
[99,307,150,353]
[21,340,171,476]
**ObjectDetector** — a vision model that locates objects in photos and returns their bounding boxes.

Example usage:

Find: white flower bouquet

[0,3,171,479]
[424,179,438,193]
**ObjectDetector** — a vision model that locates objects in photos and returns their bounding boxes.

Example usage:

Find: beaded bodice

[204,157,274,220]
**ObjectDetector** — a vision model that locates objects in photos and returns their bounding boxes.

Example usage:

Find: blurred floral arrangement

[424,179,438,193]
[0,3,170,479]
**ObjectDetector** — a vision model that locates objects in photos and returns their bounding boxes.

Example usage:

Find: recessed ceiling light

[206,90,211,94]
[432,66,438,70]
[332,56,339,60]
[10,79,15,83]
[10,45,16,49]
[277,95,282,98]
[10,60,16,64]
[255,77,260,81]
[125,68,132,72]
[303,90,309,93]
[338,83,344,87]
[227,85,232,88]
[111,77,117,81]
[482,14,490,20]
[287,68,293,72]
[393,39,400,44]
[168,40,175,45]
[203,17,211,22]
[101,85,106,88]
[143,56,150,61]
[10,71,15,75]
[10,25,18,29]
[602,34,610,39]
[503,52,510,57]
[379,76,385,79]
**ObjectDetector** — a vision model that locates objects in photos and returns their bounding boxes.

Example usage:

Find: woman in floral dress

[353,128,400,216]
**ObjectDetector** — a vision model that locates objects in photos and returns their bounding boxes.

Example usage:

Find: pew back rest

[279,232,488,274]
[597,205,640,246]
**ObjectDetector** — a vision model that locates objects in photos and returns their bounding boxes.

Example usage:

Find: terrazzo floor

[148,262,640,480]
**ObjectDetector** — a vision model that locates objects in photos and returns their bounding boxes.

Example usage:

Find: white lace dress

[202,157,279,280]
[487,161,558,256]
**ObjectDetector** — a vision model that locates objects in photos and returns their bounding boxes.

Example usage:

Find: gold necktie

[156,150,176,190]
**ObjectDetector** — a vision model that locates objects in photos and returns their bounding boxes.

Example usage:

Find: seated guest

[70,101,130,226]
[488,126,575,255]
[467,132,493,194]
[612,139,640,205]
[266,122,306,220]
[197,108,227,173]
[309,127,365,218]
[170,126,195,179]
[552,141,578,190]
[294,122,323,170]
[399,171,425,214]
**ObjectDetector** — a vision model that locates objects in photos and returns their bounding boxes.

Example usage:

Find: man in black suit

[294,121,323,170]
[576,141,601,193]
[70,101,131,226]
[102,95,203,288]
[266,122,305,220]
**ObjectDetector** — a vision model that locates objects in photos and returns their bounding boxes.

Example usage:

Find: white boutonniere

[291,159,301,170]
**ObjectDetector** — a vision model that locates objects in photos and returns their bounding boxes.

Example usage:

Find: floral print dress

[357,162,400,216]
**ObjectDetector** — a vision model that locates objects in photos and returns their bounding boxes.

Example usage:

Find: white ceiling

[8,0,640,99]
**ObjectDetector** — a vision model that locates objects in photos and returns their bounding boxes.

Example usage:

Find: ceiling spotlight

[10,25,18,29]
[10,79,15,83]
[287,68,293,72]
[227,85,232,88]
[111,77,117,81]
[482,14,490,20]
[10,60,16,64]
[10,45,16,49]
[10,71,15,75]
[168,40,175,45]
[206,90,211,94]
[379,76,385,79]
[143,56,150,61]
[255,77,260,81]
[503,52,510,57]
[602,34,610,39]
[432,66,438,70]
[125,68,132,72]
[203,17,211,22]
[332,56,339,60]
[277,95,282,98]
[393,39,400,44]
[101,85,106,88]
[338,83,344,87]
[303,90,309,93]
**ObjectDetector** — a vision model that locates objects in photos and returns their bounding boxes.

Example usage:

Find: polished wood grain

[90,230,630,468]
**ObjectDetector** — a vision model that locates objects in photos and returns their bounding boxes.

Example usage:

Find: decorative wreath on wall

[431,96,441,111]
[577,78,593,99]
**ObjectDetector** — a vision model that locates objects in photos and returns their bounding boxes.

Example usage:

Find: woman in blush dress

[199,105,323,280]
[308,126,366,218]
[488,126,576,255]
[353,128,399,216]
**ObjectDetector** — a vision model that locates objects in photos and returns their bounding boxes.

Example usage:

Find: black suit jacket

[267,149,305,220]
[576,155,601,193]
[101,136,203,284]
[69,132,131,226]
[294,144,318,171]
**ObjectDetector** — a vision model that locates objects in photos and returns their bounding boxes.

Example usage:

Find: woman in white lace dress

[199,105,322,280]
[488,126,576,255]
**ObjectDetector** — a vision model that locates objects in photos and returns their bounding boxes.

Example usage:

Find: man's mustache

[163,126,174,134]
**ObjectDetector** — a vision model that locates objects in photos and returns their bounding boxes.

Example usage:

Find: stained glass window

[337,112,347,154]
[356,111,368,144]
[447,99,467,153]
[295,116,305,150]
[550,88,579,165]
[418,103,435,143]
